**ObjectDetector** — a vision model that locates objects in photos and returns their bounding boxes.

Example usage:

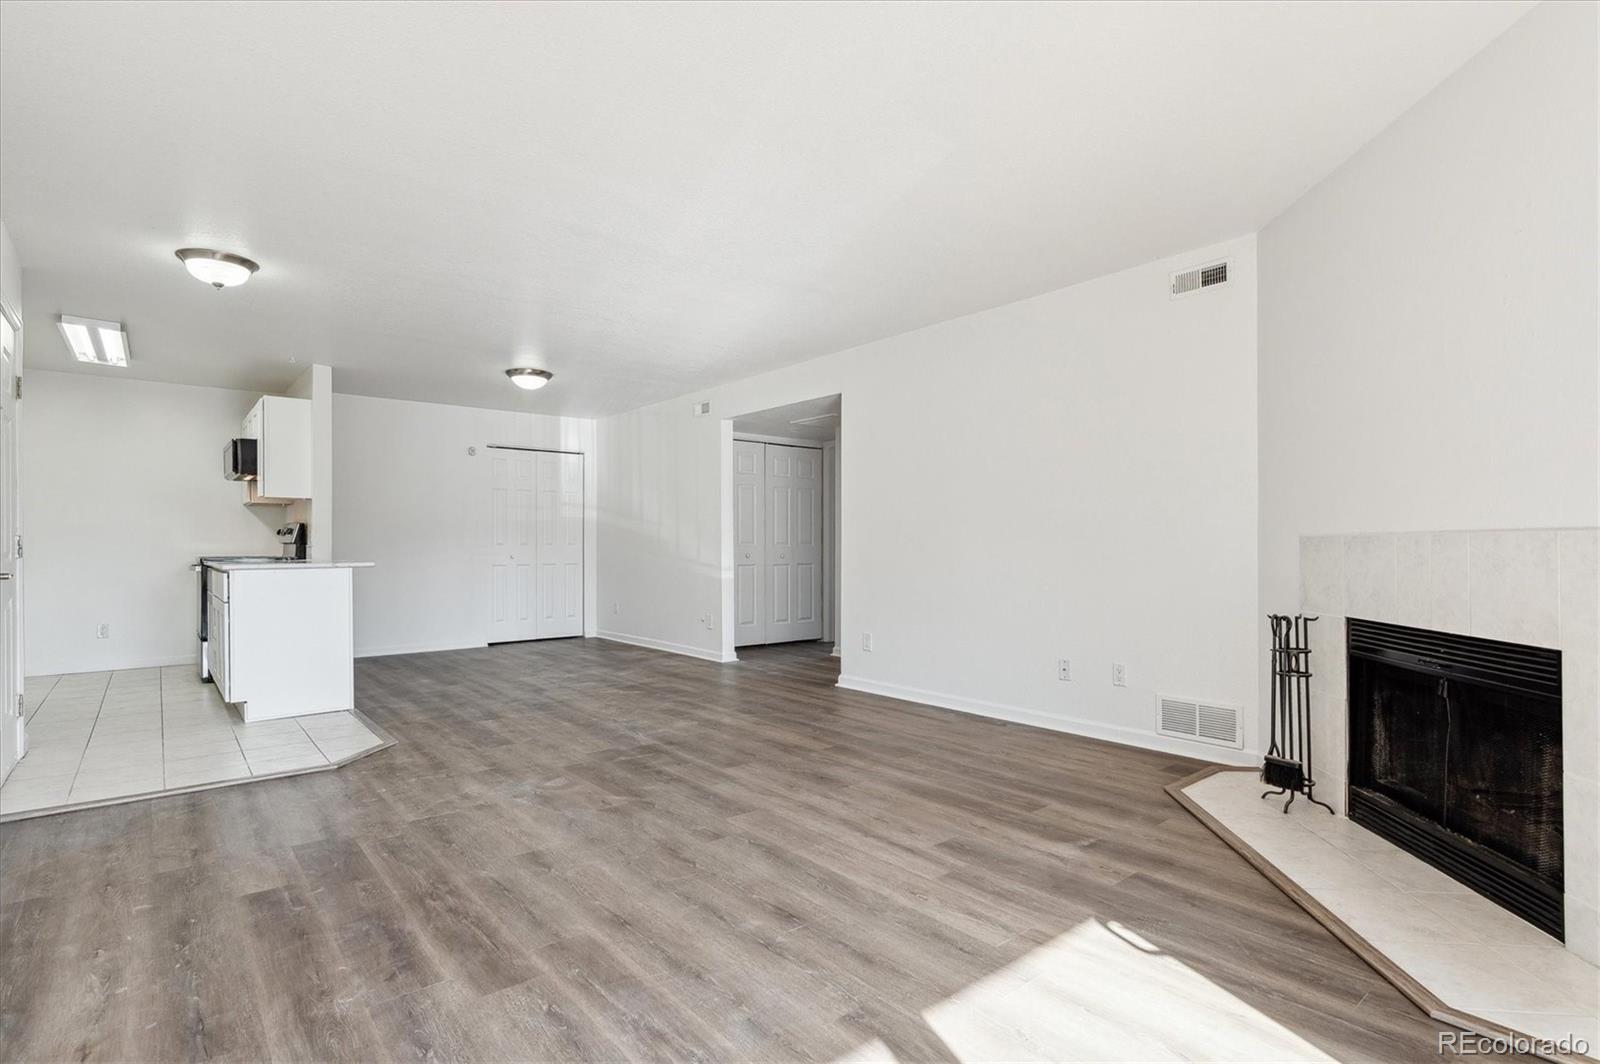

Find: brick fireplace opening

[1347,617,1563,939]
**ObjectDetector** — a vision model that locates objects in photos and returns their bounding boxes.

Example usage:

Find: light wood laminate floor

[0,639,1511,1062]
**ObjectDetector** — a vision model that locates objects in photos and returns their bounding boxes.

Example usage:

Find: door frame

[484,444,586,644]
[732,438,766,647]
[720,397,842,664]
[0,296,24,781]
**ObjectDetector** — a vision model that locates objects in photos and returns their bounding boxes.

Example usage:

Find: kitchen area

[0,370,389,818]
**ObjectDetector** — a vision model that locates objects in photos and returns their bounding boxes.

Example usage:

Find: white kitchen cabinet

[206,567,232,698]
[242,395,313,504]
[210,588,231,699]
[205,563,360,720]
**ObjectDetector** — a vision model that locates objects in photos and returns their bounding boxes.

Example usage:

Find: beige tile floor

[1184,770,1598,1055]
[1,665,387,818]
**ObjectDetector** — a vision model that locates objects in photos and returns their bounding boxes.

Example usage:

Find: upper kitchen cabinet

[242,395,313,503]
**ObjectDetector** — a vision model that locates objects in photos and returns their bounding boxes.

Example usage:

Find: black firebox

[1346,618,1563,939]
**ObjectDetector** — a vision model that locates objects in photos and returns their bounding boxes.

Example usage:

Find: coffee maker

[276,522,308,560]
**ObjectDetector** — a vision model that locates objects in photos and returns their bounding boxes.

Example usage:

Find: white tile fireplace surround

[1298,528,1599,967]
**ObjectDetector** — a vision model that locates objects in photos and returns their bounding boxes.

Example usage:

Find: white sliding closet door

[733,440,766,647]
[535,451,584,638]
[731,440,824,647]
[764,444,823,643]
[489,450,538,642]
[489,448,583,643]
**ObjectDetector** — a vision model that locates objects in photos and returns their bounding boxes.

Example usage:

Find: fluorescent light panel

[57,315,129,366]
[97,327,128,365]
[60,321,96,362]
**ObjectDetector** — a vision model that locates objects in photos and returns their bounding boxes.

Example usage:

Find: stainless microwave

[223,438,258,481]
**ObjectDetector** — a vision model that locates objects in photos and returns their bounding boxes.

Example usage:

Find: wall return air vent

[1157,695,1242,749]
[1170,260,1229,298]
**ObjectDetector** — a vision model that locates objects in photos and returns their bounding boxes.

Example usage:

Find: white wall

[0,221,19,320]
[333,393,597,658]
[600,235,1262,760]
[598,399,729,660]
[1258,1,1599,715]
[286,363,334,560]
[22,371,284,674]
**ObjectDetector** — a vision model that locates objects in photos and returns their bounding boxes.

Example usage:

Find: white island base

[206,560,372,721]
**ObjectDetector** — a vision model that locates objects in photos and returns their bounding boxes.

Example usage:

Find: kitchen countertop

[199,560,376,572]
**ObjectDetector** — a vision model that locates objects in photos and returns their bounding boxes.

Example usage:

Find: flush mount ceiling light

[506,367,554,391]
[57,315,129,367]
[174,248,259,289]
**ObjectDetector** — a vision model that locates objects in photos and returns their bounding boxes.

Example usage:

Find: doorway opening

[728,395,840,659]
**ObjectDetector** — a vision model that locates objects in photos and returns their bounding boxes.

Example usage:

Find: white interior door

[0,313,22,781]
[489,449,539,642]
[763,444,824,644]
[534,451,583,638]
[733,440,766,647]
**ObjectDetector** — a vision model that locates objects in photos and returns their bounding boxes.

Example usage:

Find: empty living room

[0,1,1595,1061]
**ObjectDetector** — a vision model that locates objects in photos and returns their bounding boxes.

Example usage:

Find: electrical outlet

[1112,662,1127,687]
[96,623,110,639]
[612,602,620,615]
[861,632,873,652]
[1057,658,1072,681]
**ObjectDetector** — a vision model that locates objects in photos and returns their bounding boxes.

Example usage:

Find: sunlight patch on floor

[837,919,1335,1062]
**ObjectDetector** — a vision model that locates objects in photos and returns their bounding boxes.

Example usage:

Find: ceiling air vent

[1170,260,1229,299]
[1156,695,1242,749]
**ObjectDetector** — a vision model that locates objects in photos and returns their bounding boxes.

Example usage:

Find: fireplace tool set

[1262,613,1334,814]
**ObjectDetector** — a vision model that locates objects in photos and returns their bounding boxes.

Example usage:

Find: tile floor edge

[344,707,398,762]
[0,707,394,824]
[1166,766,1596,1064]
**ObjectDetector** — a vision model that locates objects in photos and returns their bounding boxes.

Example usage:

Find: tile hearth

[1178,769,1597,1063]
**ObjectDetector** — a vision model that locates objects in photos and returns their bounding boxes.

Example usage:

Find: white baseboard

[355,640,490,659]
[598,630,738,664]
[835,673,1261,767]
[27,653,197,677]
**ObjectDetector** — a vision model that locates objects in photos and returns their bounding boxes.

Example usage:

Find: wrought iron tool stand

[1262,613,1334,814]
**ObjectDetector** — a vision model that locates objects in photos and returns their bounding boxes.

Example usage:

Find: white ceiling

[733,395,841,442]
[0,1,1531,416]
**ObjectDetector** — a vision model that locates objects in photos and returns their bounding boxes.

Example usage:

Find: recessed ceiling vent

[1170,260,1230,299]
[1157,695,1242,749]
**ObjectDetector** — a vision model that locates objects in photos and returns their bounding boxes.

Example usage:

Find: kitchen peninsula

[202,559,374,721]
